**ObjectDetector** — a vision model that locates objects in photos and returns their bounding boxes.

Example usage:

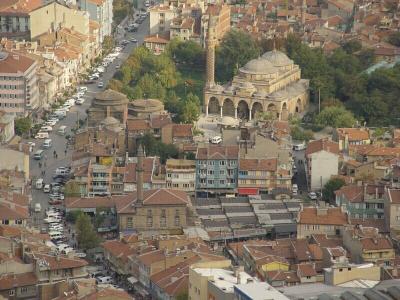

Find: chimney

[136,144,145,206]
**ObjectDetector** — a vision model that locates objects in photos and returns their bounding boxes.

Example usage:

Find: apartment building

[29,1,90,40]
[149,4,176,35]
[335,184,385,220]
[384,188,400,239]
[297,206,350,239]
[0,51,39,115]
[238,158,291,195]
[201,4,231,47]
[77,0,113,42]
[195,145,239,195]
[0,0,42,40]
[165,159,196,192]
[333,128,371,151]
[305,139,339,191]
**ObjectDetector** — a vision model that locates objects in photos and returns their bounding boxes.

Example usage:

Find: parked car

[75,98,85,105]
[40,125,53,132]
[48,199,63,205]
[97,82,104,88]
[210,136,222,144]
[308,192,318,200]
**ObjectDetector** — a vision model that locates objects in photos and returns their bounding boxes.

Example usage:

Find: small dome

[262,50,293,67]
[224,85,236,94]
[240,57,277,75]
[101,116,120,127]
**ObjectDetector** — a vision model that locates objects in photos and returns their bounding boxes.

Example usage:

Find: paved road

[292,149,308,193]
[29,6,149,228]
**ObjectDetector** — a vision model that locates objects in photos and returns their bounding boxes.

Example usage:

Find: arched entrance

[222,98,235,117]
[251,102,263,120]
[237,100,250,120]
[295,98,302,113]
[267,103,279,119]
[281,102,289,121]
[208,97,219,115]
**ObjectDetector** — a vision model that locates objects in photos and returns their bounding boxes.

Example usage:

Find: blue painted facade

[195,146,239,192]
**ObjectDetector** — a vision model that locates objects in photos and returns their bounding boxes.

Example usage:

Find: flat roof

[234,282,290,300]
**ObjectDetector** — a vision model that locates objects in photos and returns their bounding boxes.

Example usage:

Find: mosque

[203,18,309,121]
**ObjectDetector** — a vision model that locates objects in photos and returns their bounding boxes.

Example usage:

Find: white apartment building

[165,159,196,192]
[0,51,39,115]
[149,4,176,35]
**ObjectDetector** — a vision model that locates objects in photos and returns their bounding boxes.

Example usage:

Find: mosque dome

[262,50,293,67]
[240,57,278,75]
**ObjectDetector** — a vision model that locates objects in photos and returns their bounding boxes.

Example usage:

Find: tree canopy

[322,178,345,205]
[15,117,32,137]
[76,212,101,251]
[138,133,179,163]
[215,30,260,82]
[315,106,356,128]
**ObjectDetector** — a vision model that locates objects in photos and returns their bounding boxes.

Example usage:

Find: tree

[342,40,362,54]
[322,178,345,204]
[315,106,356,128]
[15,117,32,137]
[76,212,101,251]
[290,125,314,142]
[167,39,205,67]
[216,30,260,82]
[64,181,81,197]
[387,32,400,47]
[102,36,115,55]
[182,93,200,124]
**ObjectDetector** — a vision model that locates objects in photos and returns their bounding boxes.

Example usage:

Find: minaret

[205,15,216,88]
[301,0,307,30]
[136,143,144,206]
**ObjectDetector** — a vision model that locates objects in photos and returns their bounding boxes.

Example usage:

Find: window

[306,276,311,279]
[377,203,384,209]
[147,209,152,216]
[339,268,343,272]
[219,161,225,166]
[21,287,28,293]
[8,290,15,296]
[348,268,351,271]
[147,216,153,227]
[175,215,180,226]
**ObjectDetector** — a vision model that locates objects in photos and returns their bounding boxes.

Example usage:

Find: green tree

[64,181,81,197]
[102,36,115,55]
[342,40,362,54]
[176,292,188,300]
[139,133,179,163]
[182,94,200,124]
[216,30,260,82]
[167,39,205,67]
[76,212,101,251]
[15,117,32,137]
[66,211,81,223]
[290,125,314,142]
[315,106,356,128]
[387,32,400,47]
[322,178,345,204]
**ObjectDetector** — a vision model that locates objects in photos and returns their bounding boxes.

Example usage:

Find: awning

[128,276,138,284]
[238,188,259,195]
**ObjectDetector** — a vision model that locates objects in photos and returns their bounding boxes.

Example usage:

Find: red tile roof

[196,145,239,160]
[360,237,393,251]
[65,196,122,209]
[102,240,136,263]
[123,158,156,183]
[82,288,132,300]
[336,128,370,142]
[297,263,317,277]
[239,158,277,172]
[173,124,193,138]
[0,0,42,15]
[33,253,88,270]
[0,272,37,290]
[334,184,385,203]
[0,202,28,220]
[126,119,151,131]
[305,139,339,157]
[144,34,170,44]
[298,207,348,225]
[0,51,36,74]
[115,189,189,213]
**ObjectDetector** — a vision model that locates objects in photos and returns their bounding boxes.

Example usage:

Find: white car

[43,184,51,193]
[75,98,85,105]
[46,120,57,126]
[98,82,104,88]
[210,136,222,144]
[28,141,36,148]
[308,192,318,200]
[40,125,53,132]
[66,99,75,106]
[78,86,88,92]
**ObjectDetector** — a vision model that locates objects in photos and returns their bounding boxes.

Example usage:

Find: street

[29,6,149,228]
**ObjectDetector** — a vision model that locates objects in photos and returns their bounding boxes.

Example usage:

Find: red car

[48,199,62,205]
